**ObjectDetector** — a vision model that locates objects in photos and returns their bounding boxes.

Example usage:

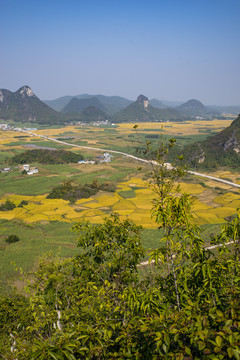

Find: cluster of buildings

[69,120,115,127]
[19,164,39,175]
[0,123,12,130]
[78,152,113,165]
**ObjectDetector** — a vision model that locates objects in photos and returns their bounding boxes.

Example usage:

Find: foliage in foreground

[0,213,239,359]
[0,138,240,359]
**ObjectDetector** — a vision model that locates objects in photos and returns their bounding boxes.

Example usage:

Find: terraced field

[0,175,239,227]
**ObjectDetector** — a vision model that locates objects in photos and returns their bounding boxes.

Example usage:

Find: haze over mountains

[0,85,239,125]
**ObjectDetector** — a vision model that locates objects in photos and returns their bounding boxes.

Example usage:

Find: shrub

[18,200,28,207]
[5,234,20,244]
[0,199,16,211]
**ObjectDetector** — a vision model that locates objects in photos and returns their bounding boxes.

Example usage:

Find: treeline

[47,180,116,203]
[10,149,83,165]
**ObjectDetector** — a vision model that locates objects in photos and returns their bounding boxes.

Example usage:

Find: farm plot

[0,175,239,228]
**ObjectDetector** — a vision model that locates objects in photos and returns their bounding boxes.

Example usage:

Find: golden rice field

[0,176,239,228]
[116,119,233,135]
[0,119,239,228]
[0,120,233,151]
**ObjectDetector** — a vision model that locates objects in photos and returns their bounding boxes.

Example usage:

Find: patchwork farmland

[0,119,239,291]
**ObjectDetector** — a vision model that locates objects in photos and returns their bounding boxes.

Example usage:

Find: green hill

[180,114,240,169]
[112,94,185,122]
[61,97,107,114]
[78,106,109,122]
[176,99,218,117]
[0,86,66,124]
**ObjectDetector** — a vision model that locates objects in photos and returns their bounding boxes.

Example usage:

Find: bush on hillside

[0,199,16,211]
[5,234,20,244]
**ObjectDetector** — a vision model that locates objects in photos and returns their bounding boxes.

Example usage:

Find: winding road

[19,128,240,189]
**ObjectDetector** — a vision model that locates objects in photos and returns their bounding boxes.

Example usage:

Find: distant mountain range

[44,94,132,115]
[112,95,186,122]
[0,85,239,125]
[45,94,228,119]
[180,114,240,169]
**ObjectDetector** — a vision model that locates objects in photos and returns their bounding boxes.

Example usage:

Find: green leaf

[228,347,234,358]
[233,349,240,360]
[48,351,62,360]
[215,336,222,347]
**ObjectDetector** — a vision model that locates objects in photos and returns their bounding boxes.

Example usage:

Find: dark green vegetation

[10,149,83,165]
[47,180,116,203]
[0,199,16,211]
[113,95,185,122]
[180,114,240,170]
[118,189,136,199]
[5,234,20,244]
[0,162,239,358]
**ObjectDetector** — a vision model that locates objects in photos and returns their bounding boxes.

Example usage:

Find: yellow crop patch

[95,194,119,207]
[214,193,240,205]
[75,198,95,205]
[117,120,232,136]
[24,214,49,223]
[211,207,236,217]
[180,183,205,195]
[0,212,16,220]
[113,199,136,211]
[191,201,212,212]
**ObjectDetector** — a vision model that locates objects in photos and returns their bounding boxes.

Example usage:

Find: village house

[1,167,11,172]
[18,164,39,175]
[27,168,39,175]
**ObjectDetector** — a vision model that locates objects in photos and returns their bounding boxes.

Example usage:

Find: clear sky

[1,0,240,105]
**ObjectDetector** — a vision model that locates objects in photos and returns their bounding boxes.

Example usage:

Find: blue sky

[1,0,240,104]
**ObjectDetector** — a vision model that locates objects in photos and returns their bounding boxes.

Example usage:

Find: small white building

[27,168,38,175]
[1,167,10,172]
[22,164,30,171]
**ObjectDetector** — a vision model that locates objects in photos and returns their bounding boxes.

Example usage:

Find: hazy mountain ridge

[61,97,107,114]
[112,95,186,122]
[175,99,218,117]
[1,85,239,125]
[44,94,132,115]
[77,106,109,123]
